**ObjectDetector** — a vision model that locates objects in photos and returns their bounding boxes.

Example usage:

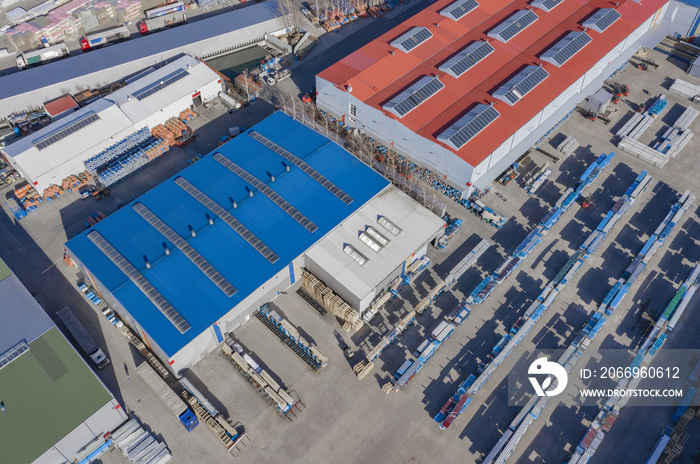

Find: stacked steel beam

[399,155,615,395]
[221,337,299,416]
[447,168,649,439]
[255,304,328,373]
[488,188,690,464]
[567,237,698,463]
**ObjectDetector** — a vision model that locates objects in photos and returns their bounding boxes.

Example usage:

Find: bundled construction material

[669,78,700,100]
[672,106,699,131]
[556,136,579,155]
[618,137,669,167]
[221,336,299,416]
[111,417,173,464]
[255,304,328,372]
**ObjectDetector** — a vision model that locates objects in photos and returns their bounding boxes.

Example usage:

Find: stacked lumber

[302,270,363,332]
[353,360,374,380]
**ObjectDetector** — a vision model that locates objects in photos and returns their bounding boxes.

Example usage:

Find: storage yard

[3,0,700,463]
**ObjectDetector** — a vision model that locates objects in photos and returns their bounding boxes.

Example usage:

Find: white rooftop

[305,186,445,302]
[0,260,54,354]
[1,55,219,187]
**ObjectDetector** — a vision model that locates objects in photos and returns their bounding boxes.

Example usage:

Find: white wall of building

[168,255,304,373]
[659,1,699,36]
[318,7,664,195]
[316,77,474,193]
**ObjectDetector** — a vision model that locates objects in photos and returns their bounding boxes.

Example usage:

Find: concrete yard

[1,47,700,464]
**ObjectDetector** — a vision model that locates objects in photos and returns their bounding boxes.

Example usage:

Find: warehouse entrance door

[192,91,202,107]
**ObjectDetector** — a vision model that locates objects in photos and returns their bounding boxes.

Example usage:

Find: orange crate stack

[164,117,187,137]
[151,125,177,146]
[179,108,197,121]
[42,184,64,199]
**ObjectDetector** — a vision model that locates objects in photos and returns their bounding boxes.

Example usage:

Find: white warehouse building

[0,55,221,194]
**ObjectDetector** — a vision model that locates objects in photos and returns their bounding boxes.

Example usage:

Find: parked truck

[80,25,131,51]
[16,42,69,69]
[136,362,199,432]
[139,11,186,34]
[57,306,110,369]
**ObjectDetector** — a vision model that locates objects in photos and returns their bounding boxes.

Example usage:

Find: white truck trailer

[57,306,110,369]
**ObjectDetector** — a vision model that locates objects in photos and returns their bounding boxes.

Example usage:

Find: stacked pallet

[151,125,177,146]
[353,360,373,380]
[669,78,700,100]
[301,270,362,332]
[556,136,579,155]
[618,137,669,167]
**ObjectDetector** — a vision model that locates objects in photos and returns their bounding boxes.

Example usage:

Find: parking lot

[2,42,700,464]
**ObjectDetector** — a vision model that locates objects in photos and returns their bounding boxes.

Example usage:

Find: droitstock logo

[528,357,568,397]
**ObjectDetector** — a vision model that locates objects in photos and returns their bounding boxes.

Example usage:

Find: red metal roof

[43,94,79,118]
[318,0,668,168]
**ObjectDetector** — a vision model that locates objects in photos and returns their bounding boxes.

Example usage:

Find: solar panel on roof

[212,153,318,233]
[437,104,500,150]
[247,131,354,205]
[439,0,478,21]
[488,10,538,43]
[132,68,189,101]
[34,112,100,150]
[541,31,592,67]
[390,27,433,53]
[132,202,237,298]
[174,177,280,264]
[87,230,191,334]
[439,41,494,78]
[532,0,564,12]
[383,76,444,117]
[493,66,550,106]
[583,8,621,33]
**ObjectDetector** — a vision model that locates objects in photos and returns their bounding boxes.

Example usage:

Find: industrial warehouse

[316,0,671,195]
[1,55,222,194]
[3,0,700,461]
[64,112,444,373]
[0,258,128,464]
[0,0,287,118]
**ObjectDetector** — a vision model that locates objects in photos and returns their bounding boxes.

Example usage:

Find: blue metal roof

[66,112,388,356]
